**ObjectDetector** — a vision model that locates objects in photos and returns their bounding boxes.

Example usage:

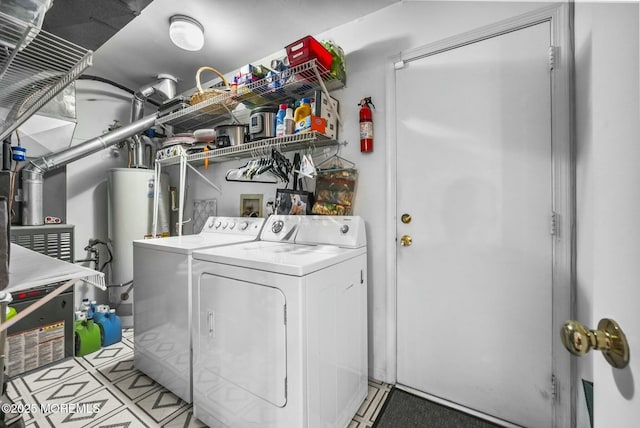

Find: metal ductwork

[21,113,158,225]
[131,74,177,122]
[129,74,176,168]
[20,74,178,226]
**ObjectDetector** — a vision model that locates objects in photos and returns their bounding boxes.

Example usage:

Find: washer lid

[133,216,265,254]
[192,241,366,276]
[133,234,259,254]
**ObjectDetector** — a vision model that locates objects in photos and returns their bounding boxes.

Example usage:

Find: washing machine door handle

[208,311,216,337]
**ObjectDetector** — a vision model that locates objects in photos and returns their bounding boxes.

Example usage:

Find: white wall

[182,1,547,382]
[66,79,131,306]
[574,3,640,426]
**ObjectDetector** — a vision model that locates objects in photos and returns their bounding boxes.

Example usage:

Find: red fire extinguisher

[359,97,375,153]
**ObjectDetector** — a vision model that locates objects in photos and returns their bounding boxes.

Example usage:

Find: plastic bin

[286,35,333,70]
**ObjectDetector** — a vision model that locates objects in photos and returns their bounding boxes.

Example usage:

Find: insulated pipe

[21,113,158,225]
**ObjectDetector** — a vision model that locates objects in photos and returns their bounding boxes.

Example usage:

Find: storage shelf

[158,131,337,166]
[156,59,344,132]
[0,11,93,140]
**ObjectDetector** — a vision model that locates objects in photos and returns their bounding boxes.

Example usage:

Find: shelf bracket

[187,162,222,193]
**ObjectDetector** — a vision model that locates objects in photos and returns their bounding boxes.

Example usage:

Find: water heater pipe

[20,74,178,225]
[21,113,158,225]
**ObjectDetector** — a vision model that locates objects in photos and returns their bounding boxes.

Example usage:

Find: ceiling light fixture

[169,15,204,51]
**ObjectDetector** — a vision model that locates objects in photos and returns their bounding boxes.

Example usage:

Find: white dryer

[132,216,265,403]
[191,215,368,428]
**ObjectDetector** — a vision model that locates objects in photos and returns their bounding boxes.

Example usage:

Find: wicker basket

[189,66,239,114]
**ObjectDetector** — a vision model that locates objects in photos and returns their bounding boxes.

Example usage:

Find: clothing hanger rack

[224,149,292,184]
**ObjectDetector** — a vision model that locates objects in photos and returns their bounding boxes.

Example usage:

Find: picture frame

[240,194,263,217]
[275,188,313,215]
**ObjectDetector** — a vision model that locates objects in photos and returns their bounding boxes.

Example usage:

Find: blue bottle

[275,103,288,137]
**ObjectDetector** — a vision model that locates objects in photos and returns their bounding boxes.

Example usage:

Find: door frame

[384,4,575,427]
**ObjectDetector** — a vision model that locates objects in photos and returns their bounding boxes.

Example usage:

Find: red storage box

[285,35,333,70]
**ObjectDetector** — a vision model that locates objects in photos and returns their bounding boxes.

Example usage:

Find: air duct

[21,113,158,225]
[20,74,178,226]
[129,74,176,168]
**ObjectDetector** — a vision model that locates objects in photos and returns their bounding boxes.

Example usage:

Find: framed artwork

[275,189,313,215]
[240,194,263,217]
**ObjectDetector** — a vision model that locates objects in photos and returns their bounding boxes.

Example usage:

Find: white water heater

[107,168,170,327]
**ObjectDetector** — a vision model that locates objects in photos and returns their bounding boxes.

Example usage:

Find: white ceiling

[88,0,401,96]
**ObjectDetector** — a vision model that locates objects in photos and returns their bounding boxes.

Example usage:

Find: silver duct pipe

[131,74,177,123]
[21,113,158,225]
[130,74,176,168]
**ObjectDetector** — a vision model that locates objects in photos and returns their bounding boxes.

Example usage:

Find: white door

[396,22,555,427]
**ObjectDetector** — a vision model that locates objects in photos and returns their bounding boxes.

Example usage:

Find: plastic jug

[74,311,101,357]
[88,300,97,319]
[294,98,312,134]
[96,309,122,347]
[93,304,110,323]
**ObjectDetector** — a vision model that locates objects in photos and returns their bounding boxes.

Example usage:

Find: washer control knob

[214,221,222,229]
[229,222,236,230]
[272,220,284,234]
[340,225,350,234]
[239,221,249,231]
[222,222,228,229]
[207,219,215,229]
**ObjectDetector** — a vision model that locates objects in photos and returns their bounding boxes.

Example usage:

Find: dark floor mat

[373,388,503,428]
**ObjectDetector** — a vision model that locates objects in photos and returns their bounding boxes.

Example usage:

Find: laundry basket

[189,66,238,114]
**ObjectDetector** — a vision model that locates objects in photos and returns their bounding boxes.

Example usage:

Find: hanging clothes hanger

[225,159,278,184]
[271,149,292,183]
[315,148,356,172]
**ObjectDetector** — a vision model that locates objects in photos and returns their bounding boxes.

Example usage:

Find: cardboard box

[313,90,339,139]
[310,116,326,134]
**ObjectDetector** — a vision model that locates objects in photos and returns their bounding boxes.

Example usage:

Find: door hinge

[360,269,364,284]
[551,374,558,402]
[550,211,558,236]
[548,46,558,71]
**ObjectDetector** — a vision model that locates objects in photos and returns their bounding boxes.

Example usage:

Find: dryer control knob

[207,220,215,229]
[340,225,350,234]
[214,221,222,229]
[272,220,284,234]
[229,222,236,230]
[239,221,249,231]
[222,222,228,229]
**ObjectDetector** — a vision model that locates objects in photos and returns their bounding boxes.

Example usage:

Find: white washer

[133,216,265,403]
[191,215,368,428]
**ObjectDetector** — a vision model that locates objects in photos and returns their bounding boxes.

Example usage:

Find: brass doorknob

[561,318,629,369]
[400,235,412,247]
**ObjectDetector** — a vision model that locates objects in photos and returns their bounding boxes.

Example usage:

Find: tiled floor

[3,329,392,428]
